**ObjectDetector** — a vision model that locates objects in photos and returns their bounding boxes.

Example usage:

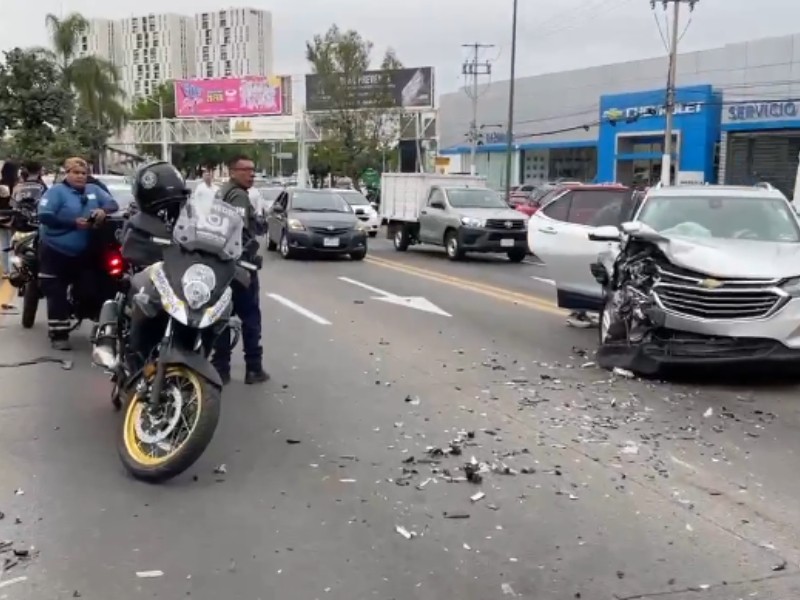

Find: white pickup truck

[380,173,529,262]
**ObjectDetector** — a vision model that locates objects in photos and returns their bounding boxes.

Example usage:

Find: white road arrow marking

[531,276,555,286]
[338,276,451,317]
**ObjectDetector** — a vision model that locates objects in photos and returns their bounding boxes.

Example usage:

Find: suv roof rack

[754,181,775,190]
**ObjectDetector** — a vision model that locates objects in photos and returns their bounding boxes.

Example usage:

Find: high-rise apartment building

[195,8,273,79]
[76,7,273,103]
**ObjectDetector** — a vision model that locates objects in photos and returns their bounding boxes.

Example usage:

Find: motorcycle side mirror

[588,225,621,242]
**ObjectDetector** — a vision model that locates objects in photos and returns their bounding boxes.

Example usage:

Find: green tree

[305,25,404,187]
[0,48,74,163]
[45,12,127,131]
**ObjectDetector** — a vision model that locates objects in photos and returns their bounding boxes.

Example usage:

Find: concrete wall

[439,32,800,151]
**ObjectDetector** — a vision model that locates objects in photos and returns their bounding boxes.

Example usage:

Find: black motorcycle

[0,208,126,329]
[92,200,259,483]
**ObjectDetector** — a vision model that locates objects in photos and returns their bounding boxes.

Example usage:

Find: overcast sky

[1,0,798,95]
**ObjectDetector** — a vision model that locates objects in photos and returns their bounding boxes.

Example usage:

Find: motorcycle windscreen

[172,199,244,261]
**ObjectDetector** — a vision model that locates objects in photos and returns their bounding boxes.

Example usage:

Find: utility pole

[652,0,698,185]
[503,0,519,204]
[462,43,494,175]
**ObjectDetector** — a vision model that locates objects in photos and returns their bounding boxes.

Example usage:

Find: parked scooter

[0,207,126,329]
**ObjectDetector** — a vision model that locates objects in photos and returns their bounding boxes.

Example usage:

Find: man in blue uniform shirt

[38,157,118,350]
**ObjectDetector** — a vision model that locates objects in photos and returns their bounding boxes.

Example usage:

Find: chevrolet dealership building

[438,32,800,197]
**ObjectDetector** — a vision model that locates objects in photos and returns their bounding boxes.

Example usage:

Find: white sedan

[336,189,380,237]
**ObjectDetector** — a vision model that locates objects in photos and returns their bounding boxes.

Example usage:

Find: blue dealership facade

[437,33,800,197]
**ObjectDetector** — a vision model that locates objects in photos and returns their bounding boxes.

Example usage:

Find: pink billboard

[174,76,282,118]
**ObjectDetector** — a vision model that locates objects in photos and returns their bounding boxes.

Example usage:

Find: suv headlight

[461,217,484,228]
[781,277,800,296]
[181,263,216,309]
[287,218,305,231]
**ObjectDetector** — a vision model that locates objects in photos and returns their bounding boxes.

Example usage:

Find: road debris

[286,439,302,445]
[703,407,713,418]
[501,582,516,596]
[0,356,73,370]
[612,367,634,379]
[405,395,421,406]
[470,491,486,503]
[213,464,227,475]
[443,512,470,519]
[395,525,414,539]
[136,570,164,579]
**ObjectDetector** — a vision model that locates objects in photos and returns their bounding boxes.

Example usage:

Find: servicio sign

[727,101,799,121]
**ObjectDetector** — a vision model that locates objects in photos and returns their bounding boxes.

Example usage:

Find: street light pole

[158,96,169,162]
[503,0,519,205]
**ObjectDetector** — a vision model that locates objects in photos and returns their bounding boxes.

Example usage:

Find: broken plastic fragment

[136,570,164,579]
[501,582,516,596]
[395,525,413,539]
[470,492,486,503]
[612,367,634,379]
[213,464,227,475]
[405,395,421,406]
[703,407,713,418]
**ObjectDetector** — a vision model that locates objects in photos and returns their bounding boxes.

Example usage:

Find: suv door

[533,189,630,311]
[527,189,571,258]
[419,188,447,243]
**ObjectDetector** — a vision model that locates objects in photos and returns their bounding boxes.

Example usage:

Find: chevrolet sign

[604,103,703,121]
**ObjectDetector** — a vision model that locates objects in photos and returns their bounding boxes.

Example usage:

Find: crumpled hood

[653,235,800,279]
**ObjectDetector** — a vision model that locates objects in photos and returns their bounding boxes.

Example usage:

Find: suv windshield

[637,195,800,242]
[292,191,351,212]
[447,189,508,209]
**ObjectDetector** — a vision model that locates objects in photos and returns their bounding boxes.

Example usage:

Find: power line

[461,42,495,175]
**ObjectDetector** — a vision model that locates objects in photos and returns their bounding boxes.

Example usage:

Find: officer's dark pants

[211,272,263,376]
[38,242,90,340]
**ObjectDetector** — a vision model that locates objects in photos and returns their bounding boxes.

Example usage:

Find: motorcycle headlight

[150,263,188,324]
[182,263,216,310]
[287,218,306,231]
[781,277,800,296]
[461,217,484,228]
[198,286,233,328]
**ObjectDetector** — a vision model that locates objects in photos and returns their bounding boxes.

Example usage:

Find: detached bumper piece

[598,329,800,377]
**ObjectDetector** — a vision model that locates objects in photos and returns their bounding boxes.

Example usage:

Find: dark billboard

[305,67,434,112]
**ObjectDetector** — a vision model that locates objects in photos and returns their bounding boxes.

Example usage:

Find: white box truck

[380,173,530,262]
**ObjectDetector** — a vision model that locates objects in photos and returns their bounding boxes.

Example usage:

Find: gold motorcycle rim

[122,368,204,467]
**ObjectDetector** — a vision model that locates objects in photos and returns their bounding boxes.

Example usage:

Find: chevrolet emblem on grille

[699,278,723,289]
[504,221,512,228]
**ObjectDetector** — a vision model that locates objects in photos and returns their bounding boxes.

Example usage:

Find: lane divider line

[364,256,566,317]
[267,293,332,325]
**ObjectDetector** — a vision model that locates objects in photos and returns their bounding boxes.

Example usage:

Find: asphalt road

[1,235,800,599]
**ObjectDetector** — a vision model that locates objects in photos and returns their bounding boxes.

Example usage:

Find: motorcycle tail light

[106,251,124,277]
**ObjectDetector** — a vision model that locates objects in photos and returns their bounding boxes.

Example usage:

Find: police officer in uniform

[211,154,269,385]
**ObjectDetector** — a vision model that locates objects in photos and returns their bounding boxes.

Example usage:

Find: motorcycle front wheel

[118,366,221,483]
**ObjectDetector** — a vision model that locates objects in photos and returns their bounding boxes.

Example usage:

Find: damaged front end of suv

[590,222,800,377]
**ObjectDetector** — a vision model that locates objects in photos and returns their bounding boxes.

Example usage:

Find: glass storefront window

[548,147,597,182]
